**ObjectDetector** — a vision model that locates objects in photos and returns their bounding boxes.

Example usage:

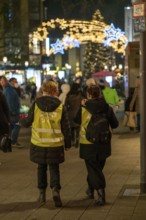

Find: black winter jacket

[65,92,83,127]
[20,96,71,164]
[76,98,119,161]
[0,91,10,135]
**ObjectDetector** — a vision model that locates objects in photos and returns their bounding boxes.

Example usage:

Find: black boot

[38,189,46,204]
[52,187,62,207]
[95,189,106,206]
[86,187,94,199]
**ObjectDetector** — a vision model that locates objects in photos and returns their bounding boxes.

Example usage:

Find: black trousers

[37,163,61,190]
[85,158,106,191]
[71,126,80,148]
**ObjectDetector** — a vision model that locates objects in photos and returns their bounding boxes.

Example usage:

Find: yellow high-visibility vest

[80,107,92,145]
[31,104,64,147]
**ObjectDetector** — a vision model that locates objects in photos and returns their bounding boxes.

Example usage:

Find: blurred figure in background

[130,79,140,132]
[0,90,10,138]
[0,76,21,148]
[82,78,96,98]
[102,82,119,113]
[9,77,21,98]
[59,83,70,105]
[65,82,83,147]
[30,82,37,103]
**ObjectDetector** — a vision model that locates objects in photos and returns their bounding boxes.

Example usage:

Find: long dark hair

[67,82,81,95]
[87,85,102,99]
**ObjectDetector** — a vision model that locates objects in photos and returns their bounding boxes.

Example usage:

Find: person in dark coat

[30,82,37,103]
[76,85,119,206]
[0,91,10,153]
[0,76,21,148]
[20,80,71,207]
[0,90,10,135]
[65,82,83,147]
[9,77,21,98]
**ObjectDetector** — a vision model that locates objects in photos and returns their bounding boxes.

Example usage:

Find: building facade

[0,0,44,66]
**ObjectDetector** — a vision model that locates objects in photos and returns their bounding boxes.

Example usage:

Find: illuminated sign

[133,2,145,18]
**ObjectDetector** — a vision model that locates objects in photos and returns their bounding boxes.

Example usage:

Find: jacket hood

[85,97,109,115]
[60,84,70,94]
[35,96,61,112]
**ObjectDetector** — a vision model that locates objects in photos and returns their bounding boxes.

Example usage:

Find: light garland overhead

[33,10,127,55]
[104,23,128,54]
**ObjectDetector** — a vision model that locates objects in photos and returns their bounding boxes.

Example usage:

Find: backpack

[85,113,111,144]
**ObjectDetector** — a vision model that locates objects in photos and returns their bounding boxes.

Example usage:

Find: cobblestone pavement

[0,126,145,220]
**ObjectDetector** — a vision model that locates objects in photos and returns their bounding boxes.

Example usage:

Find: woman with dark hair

[77,85,118,206]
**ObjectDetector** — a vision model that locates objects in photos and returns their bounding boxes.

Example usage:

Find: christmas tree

[83,10,114,77]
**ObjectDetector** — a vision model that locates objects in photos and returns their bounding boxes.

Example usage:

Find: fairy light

[33,10,127,55]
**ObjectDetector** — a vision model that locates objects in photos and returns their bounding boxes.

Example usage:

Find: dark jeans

[37,163,61,190]
[85,158,106,191]
[71,126,80,148]
[10,115,20,144]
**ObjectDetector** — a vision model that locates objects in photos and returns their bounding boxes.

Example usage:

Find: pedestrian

[123,88,136,131]
[9,77,21,98]
[77,85,118,205]
[82,78,96,98]
[0,90,11,153]
[102,82,119,113]
[30,82,37,103]
[129,79,140,132]
[65,82,83,147]
[59,83,70,105]
[0,76,21,148]
[20,80,71,207]
[0,90,10,134]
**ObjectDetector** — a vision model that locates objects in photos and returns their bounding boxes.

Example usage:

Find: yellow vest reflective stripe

[31,104,64,147]
[80,107,93,144]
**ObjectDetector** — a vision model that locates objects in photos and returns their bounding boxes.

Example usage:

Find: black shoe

[52,188,62,207]
[38,189,46,204]
[86,188,94,199]
[95,189,106,206]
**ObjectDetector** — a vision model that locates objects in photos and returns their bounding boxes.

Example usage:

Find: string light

[33,10,127,55]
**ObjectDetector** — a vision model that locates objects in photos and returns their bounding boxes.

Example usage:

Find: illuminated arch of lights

[33,11,128,55]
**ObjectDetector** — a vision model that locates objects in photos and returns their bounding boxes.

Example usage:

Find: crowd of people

[0,75,140,208]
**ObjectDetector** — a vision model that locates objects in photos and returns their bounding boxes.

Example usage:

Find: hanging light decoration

[33,11,127,55]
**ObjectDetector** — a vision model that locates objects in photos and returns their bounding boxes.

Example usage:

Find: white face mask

[14,83,19,88]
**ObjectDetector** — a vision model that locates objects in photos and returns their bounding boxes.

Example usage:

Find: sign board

[133,17,146,32]
[133,2,145,18]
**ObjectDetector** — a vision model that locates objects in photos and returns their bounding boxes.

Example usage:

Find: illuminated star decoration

[62,35,80,49]
[103,23,126,47]
[51,39,65,54]
[72,39,80,48]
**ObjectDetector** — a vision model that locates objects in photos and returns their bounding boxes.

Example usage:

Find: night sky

[44,0,132,30]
